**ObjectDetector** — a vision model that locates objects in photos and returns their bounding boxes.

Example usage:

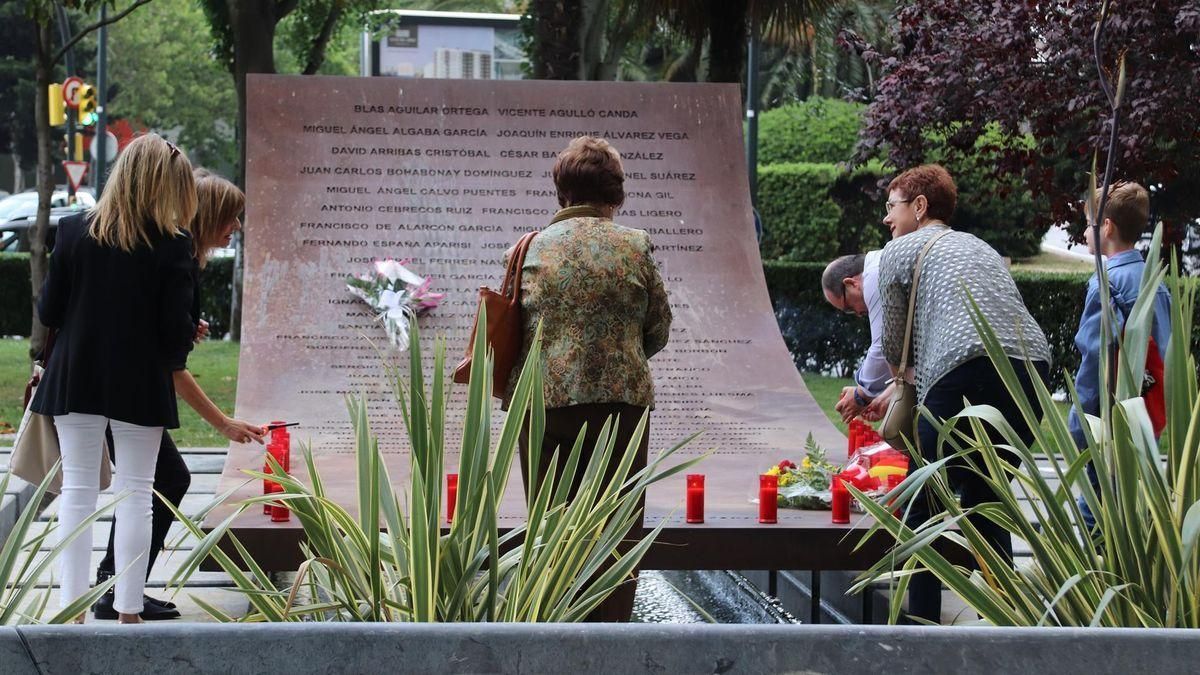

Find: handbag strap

[897,228,953,374]
[501,231,538,300]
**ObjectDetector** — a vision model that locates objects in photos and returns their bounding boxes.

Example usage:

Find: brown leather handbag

[13,329,113,493]
[453,231,537,397]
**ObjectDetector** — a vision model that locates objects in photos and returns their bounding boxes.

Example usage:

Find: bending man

[821,252,892,422]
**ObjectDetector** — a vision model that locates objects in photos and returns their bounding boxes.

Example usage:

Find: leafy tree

[757,0,894,106]
[632,1,835,84]
[106,0,237,172]
[197,0,385,185]
[0,3,41,192]
[522,0,836,84]
[524,0,581,78]
[857,0,1200,248]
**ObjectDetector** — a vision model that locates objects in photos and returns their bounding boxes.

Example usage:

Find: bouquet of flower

[768,433,842,510]
[346,259,444,351]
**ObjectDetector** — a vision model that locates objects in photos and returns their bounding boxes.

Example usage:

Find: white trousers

[53,413,162,615]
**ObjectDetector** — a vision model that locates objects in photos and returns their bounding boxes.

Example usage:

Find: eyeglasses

[165,140,180,159]
[884,198,911,217]
[838,281,859,316]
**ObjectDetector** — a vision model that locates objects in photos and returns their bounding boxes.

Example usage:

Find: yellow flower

[766,466,781,476]
[779,473,796,487]
[802,457,812,469]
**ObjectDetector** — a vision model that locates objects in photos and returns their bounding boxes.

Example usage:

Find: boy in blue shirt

[1071,181,1171,529]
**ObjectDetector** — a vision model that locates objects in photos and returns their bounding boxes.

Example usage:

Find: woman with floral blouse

[506,135,672,622]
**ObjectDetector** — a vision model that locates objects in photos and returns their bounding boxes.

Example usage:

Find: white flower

[385,305,410,323]
[375,259,426,287]
[377,289,404,310]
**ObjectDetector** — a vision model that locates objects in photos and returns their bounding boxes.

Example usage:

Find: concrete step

[38,493,215,523]
[29,521,194,552]
[25,548,235,588]
[0,451,228,476]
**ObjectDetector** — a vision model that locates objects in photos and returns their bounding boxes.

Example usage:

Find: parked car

[0,209,82,253]
[0,189,95,226]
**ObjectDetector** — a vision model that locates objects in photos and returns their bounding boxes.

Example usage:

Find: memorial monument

[206,75,860,570]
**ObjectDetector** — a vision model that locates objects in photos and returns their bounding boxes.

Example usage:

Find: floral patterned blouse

[505,206,672,409]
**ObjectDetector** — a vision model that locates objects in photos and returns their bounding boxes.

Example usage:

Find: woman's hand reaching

[219,418,266,445]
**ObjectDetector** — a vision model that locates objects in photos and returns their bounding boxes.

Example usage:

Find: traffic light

[78,84,97,126]
[48,84,66,126]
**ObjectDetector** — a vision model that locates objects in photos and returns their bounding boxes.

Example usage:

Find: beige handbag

[11,380,112,495]
[881,229,953,450]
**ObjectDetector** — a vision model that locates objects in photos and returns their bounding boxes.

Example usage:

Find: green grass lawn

[801,371,855,434]
[802,370,1071,455]
[1,338,240,447]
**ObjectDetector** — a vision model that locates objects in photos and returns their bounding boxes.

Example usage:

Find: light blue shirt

[1068,249,1171,447]
[855,250,890,398]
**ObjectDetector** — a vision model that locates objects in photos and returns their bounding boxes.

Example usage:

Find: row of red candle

[438,470,901,526]
[847,419,882,457]
[263,421,291,522]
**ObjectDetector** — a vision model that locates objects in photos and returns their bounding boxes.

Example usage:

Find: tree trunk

[580,0,608,79]
[665,39,703,83]
[11,154,24,193]
[706,0,748,84]
[29,21,55,360]
[530,0,581,80]
[591,0,639,81]
[228,0,279,188]
[226,0,282,340]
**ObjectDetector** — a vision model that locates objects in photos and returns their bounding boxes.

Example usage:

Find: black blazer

[30,213,196,428]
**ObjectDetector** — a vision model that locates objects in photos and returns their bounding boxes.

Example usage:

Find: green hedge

[199,257,233,337]
[757,102,1051,261]
[758,98,865,165]
[765,261,1116,393]
[0,254,31,337]
[0,254,233,338]
[757,161,891,262]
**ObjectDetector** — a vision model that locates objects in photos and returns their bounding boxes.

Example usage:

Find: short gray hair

[821,254,866,295]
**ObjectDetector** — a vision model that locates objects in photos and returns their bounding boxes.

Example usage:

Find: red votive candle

[266,482,288,521]
[886,473,904,516]
[686,474,705,524]
[446,473,458,523]
[269,441,287,474]
[758,474,778,524]
[831,477,851,524]
[269,422,291,473]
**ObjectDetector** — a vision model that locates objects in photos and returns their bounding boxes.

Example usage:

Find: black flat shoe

[144,594,178,611]
[92,592,181,621]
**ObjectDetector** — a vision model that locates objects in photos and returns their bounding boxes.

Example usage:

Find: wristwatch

[853,387,872,407]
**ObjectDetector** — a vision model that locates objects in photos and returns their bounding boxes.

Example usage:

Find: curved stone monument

[206,75,868,571]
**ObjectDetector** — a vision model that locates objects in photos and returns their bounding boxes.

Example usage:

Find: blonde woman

[32,134,199,624]
[90,168,265,621]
